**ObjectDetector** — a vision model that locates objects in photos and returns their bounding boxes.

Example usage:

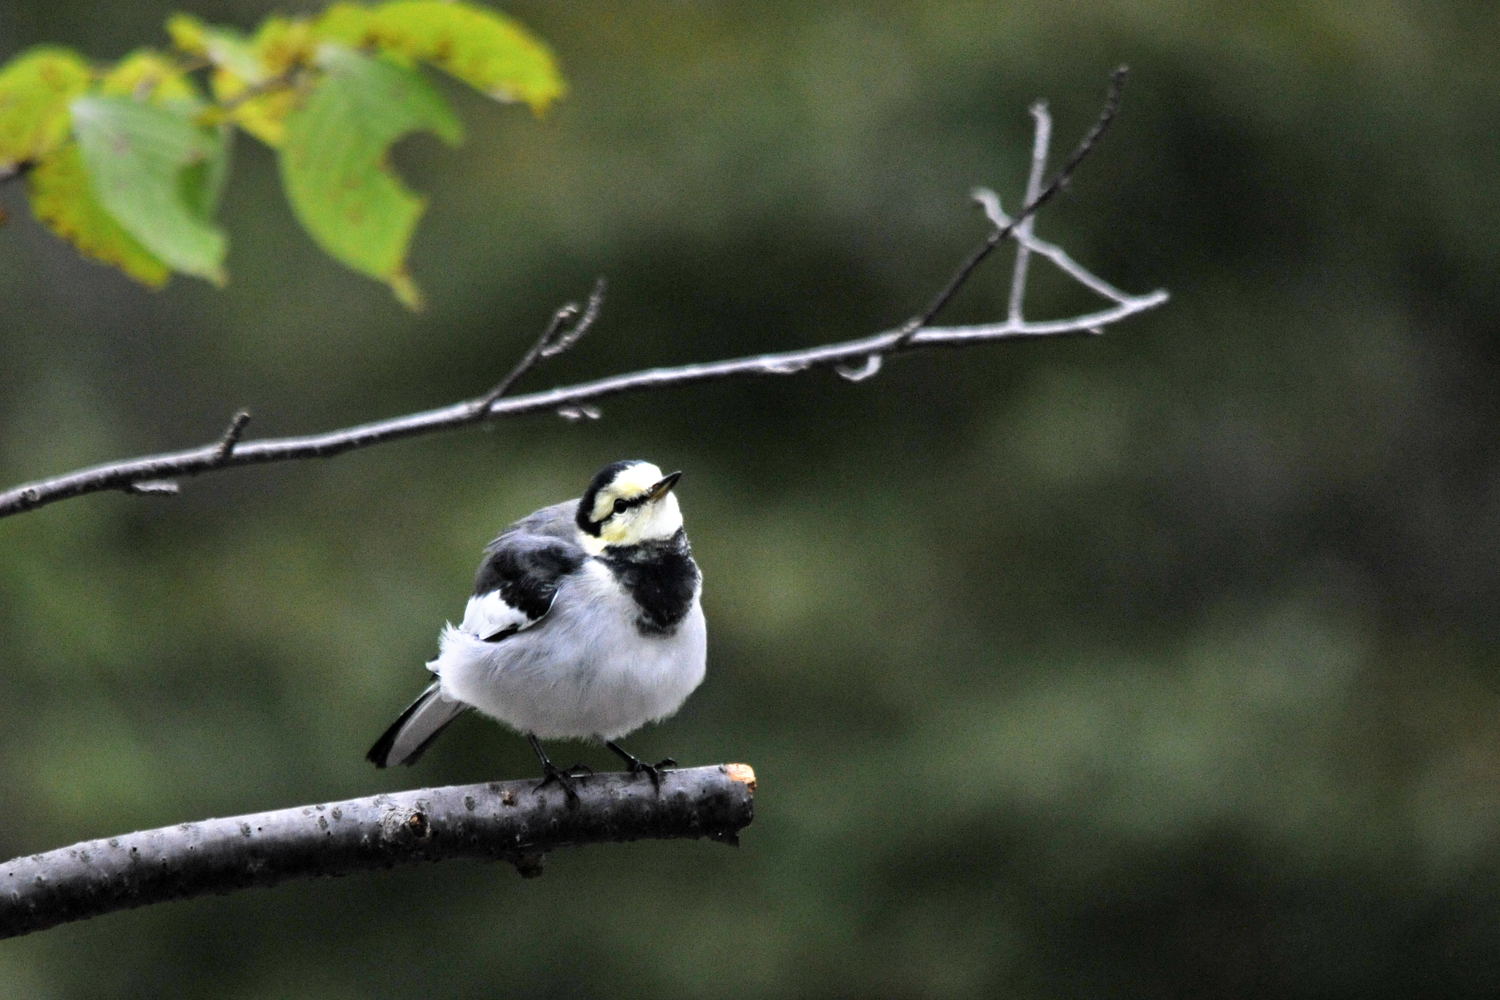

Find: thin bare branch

[895,64,1130,344]
[921,292,1167,340]
[471,278,608,419]
[973,188,1137,304]
[214,409,253,462]
[1007,101,1053,322]
[0,291,1166,517]
[0,763,757,940]
[541,277,606,358]
[0,68,1166,520]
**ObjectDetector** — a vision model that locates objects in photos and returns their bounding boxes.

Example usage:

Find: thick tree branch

[0,67,1166,519]
[0,763,757,940]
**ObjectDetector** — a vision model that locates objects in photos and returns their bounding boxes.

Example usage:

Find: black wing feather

[471,504,587,635]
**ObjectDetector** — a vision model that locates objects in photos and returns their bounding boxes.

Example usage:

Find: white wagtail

[367,460,706,800]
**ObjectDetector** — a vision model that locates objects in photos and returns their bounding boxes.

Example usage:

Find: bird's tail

[366,682,469,768]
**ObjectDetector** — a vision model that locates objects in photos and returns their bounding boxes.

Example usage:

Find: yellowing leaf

[71,96,230,283]
[252,16,318,77]
[279,46,462,308]
[27,144,170,287]
[0,47,92,170]
[99,50,201,106]
[170,14,312,147]
[317,1,565,112]
[167,14,264,83]
[165,13,209,55]
[313,4,371,45]
[210,75,298,146]
[211,17,318,147]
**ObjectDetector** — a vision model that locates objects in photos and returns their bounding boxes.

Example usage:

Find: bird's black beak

[648,471,683,500]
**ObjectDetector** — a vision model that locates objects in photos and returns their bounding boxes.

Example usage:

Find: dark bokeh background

[3,2,1498,996]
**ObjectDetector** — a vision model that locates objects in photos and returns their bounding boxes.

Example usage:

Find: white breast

[430,559,707,742]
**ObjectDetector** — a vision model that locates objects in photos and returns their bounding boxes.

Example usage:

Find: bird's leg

[605,740,676,790]
[527,733,587,804]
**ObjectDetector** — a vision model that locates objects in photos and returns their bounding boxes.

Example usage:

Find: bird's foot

[534,761,592,804]
[631,757,676,790]
[606,741,675,790]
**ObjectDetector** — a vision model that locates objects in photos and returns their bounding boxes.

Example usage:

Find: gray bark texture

[0,763,756,940]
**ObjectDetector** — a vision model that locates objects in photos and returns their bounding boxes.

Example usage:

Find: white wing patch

[459,590,537,641]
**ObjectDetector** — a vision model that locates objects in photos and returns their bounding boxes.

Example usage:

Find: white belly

[430,560,707,741]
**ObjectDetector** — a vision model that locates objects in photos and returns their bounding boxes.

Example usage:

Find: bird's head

[576,460,685,550]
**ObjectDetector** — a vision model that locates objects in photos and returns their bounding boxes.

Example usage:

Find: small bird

[367,459,706,801]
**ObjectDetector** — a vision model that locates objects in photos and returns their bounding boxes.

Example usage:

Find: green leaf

[70,96,229,283]
[317,1,565,112]
[279,46,462,308]
[0,47,93,170]
[26,144,171,287]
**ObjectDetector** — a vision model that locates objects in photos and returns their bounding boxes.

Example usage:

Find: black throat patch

[597,529,700,636]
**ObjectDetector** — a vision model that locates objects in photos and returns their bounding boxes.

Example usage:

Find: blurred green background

[3,2,1499,996]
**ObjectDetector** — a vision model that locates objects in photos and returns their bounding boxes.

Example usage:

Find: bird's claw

[534,762,592,804]
[627,757,676,790]
[604,741,675,791]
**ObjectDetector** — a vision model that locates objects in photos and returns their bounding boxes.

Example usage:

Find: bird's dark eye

[612,497,628,514]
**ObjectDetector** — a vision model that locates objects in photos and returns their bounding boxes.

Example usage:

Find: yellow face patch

[579,461,683,552]
[586,461,664,525]
[598,515,641,546]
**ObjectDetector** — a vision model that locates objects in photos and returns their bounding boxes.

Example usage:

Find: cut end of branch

[723,763,757,793]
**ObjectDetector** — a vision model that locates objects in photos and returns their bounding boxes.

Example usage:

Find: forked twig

[472,277,607,418]
[893,65,1130,345]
